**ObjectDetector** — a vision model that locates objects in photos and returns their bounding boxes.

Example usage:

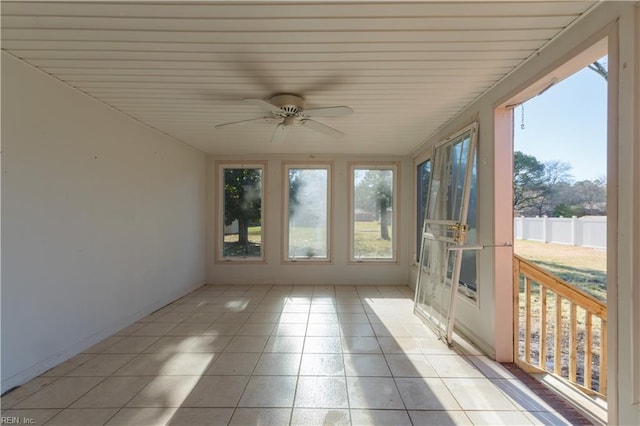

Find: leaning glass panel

[459,154,478,302]
[416,160,431,262]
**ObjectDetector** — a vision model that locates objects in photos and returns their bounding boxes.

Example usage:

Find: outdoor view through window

[513,55,607,395]
[514,56,607,303]
[353,167,395,261]
[222,166,263,259]
[287,167,329,260]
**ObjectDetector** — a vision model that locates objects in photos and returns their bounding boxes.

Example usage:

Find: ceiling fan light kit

[215,93,353,144]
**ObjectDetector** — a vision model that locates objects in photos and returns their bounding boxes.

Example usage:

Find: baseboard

[203,281,412,287]
[453,322,496,358]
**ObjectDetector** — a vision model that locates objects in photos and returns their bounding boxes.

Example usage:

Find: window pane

[416,160,431,262]
[222,167,262,258]
[353,168,394,260]
[448,135,471,220]
[459,154,478,301]
[287,168,328,259]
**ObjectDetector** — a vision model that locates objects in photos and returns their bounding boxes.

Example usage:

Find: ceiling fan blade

[300,73,344,94]
[271,122,289,144]
[214,116,276,129]
[303,106,353,117]
[233,54,279,93]
[299,119,344,138]
[244,98,282,114]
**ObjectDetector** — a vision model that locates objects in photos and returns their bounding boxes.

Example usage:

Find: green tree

[224,168,261,249]
[356,170,393,240]
[288,169,303,216]
[552,203,578,217]
[513,151,546,213]
[571,179,607,215]
[529,159,573,215]
[513,151,606,217]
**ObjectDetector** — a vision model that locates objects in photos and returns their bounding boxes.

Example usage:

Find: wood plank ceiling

[1,1,596,155]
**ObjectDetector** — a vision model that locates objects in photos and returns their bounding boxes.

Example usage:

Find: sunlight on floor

[1,285,587,425]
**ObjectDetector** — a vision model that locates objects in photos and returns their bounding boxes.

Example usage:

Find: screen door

[415,124,477,344]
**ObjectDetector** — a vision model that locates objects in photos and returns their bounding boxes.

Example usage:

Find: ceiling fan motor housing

[270,94,305,116]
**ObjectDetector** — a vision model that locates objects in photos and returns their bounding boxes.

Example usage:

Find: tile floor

[1,285,587,425]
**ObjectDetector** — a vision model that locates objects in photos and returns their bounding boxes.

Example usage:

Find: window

[285,165,330,261]
[351,165,397,261]
[416,159,431,262]
[219,165,264,260]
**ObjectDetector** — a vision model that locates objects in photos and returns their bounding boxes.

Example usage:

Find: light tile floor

[1,285,587,425]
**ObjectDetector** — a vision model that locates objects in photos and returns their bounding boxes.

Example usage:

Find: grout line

[4,284,588,425]
[339,291,354,419]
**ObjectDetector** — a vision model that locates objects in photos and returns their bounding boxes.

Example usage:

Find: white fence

[514,216,606,249]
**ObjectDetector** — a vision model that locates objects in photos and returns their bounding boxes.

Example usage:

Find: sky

[513,57,608,182]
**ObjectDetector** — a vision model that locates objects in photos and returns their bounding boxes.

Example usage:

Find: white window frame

[458,146,479,306]
[349,162,399,263]
[217,162,266,263]
[283,163,332,263]
[414,152,432,265]
[414,122,478,344]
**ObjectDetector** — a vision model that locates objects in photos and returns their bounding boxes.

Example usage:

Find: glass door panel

[415,125,477,344]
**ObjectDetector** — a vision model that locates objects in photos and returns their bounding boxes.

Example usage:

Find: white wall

[1,53,207,392]
[206,155,412,286]
[610,4,640,425]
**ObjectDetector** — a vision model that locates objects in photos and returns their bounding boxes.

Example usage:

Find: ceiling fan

[214,94,353,144]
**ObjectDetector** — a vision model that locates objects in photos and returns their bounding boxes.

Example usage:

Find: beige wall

[1,53,207,393]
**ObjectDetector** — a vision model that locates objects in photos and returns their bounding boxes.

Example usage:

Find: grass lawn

[514,239,606,301]
[354,221,392,258]
[223,226,262,257]
[288,225,328,258]
[222,223,393,259]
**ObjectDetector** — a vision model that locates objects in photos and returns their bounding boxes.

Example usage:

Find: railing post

[555,295,562,375]
[539,288,547,370]
[569,302,577,383]
[525,277,531,364]
[585,313,593,390]
[513,257,521,364]
[600,320,607,394]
